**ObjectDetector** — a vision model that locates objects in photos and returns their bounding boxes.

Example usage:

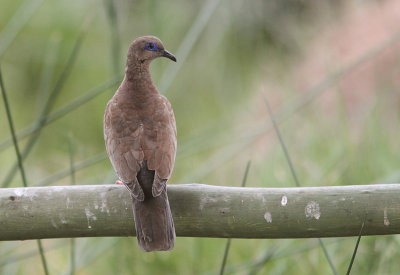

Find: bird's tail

[131,191,175,252]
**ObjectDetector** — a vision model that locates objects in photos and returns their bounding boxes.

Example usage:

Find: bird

[104,36,177,252]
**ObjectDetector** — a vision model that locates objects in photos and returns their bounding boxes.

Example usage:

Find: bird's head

[128,36,176,65]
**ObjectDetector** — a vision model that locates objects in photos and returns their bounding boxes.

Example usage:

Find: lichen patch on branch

[14,188,35,201]
[384,207,390,226]
[85,207,97,229]
[305,201,320,220]
[264,212,272,223]
[100,192,110,214]
[199,195,217,211]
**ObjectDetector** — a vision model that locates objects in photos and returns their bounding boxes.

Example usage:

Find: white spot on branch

[384,207,390,226]
[85,207,97,229]
[281,195,287,206]
[100,192,110,214]
[264,212,272,223]
[305,201,320,220]
[52,186,67,192]
[60,218,67,225]
[51,217,58,229]
[14,189,25,197]
[199,195,217,210]
[59,213,68,225]
[14,189,35,201]
[254,193,267,204]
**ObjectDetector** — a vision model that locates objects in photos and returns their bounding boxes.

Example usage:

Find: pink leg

[115,180,124,185]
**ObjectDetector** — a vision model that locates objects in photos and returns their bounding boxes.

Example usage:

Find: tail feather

[130,160,175,252]
[131,191,175,252]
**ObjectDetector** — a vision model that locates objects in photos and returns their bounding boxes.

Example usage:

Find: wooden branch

[1,184,399,241]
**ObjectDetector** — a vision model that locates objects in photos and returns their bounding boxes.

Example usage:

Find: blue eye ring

[144,42,158,52]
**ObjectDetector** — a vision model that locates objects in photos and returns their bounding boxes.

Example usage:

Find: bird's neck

[125,58,151,80]
[123,60,158,93]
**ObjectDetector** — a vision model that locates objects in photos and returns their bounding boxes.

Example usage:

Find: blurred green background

[1,0,400,274]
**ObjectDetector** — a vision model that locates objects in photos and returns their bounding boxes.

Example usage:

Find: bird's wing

[105,94,176,199]
[142,95,177,197]
[104,99,144,200]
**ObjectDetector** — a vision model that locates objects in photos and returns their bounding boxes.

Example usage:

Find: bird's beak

[161,49,177,62]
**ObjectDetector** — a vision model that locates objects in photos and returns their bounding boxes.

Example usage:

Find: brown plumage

[104,36,177,252]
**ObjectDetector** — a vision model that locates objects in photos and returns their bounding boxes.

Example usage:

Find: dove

[104,36,177,252]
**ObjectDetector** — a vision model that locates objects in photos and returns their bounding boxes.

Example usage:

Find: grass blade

[159,0,221,94]
[69,239,76,275]
[219,239,231,275]
[176,26,400,186]
[1,17,91,187]
[0,0,43,58]
[61,238,119,275]
[103,0,121,76]
[219,161,251,275]
[346,220,365,275]
[35,33,61,116]
[1,67,49,275]
[263,96,300,187]
[263,96,338,275]
[36,240,50,275]
[68,136,76,275]
[0,69,27,187]
[0,241,66,267]
[318,238,338,275]
[246,242,279,275]
[0,75,121,153]
[34,152,107,186]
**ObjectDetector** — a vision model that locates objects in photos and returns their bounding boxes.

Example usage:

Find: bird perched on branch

[104,36,177,252]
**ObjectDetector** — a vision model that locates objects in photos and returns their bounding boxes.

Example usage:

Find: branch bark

[0,184,399,241]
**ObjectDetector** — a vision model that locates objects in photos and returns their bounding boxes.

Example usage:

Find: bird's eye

[145,42,158,52]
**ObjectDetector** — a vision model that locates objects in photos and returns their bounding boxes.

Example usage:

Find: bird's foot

[115,180,124,185]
